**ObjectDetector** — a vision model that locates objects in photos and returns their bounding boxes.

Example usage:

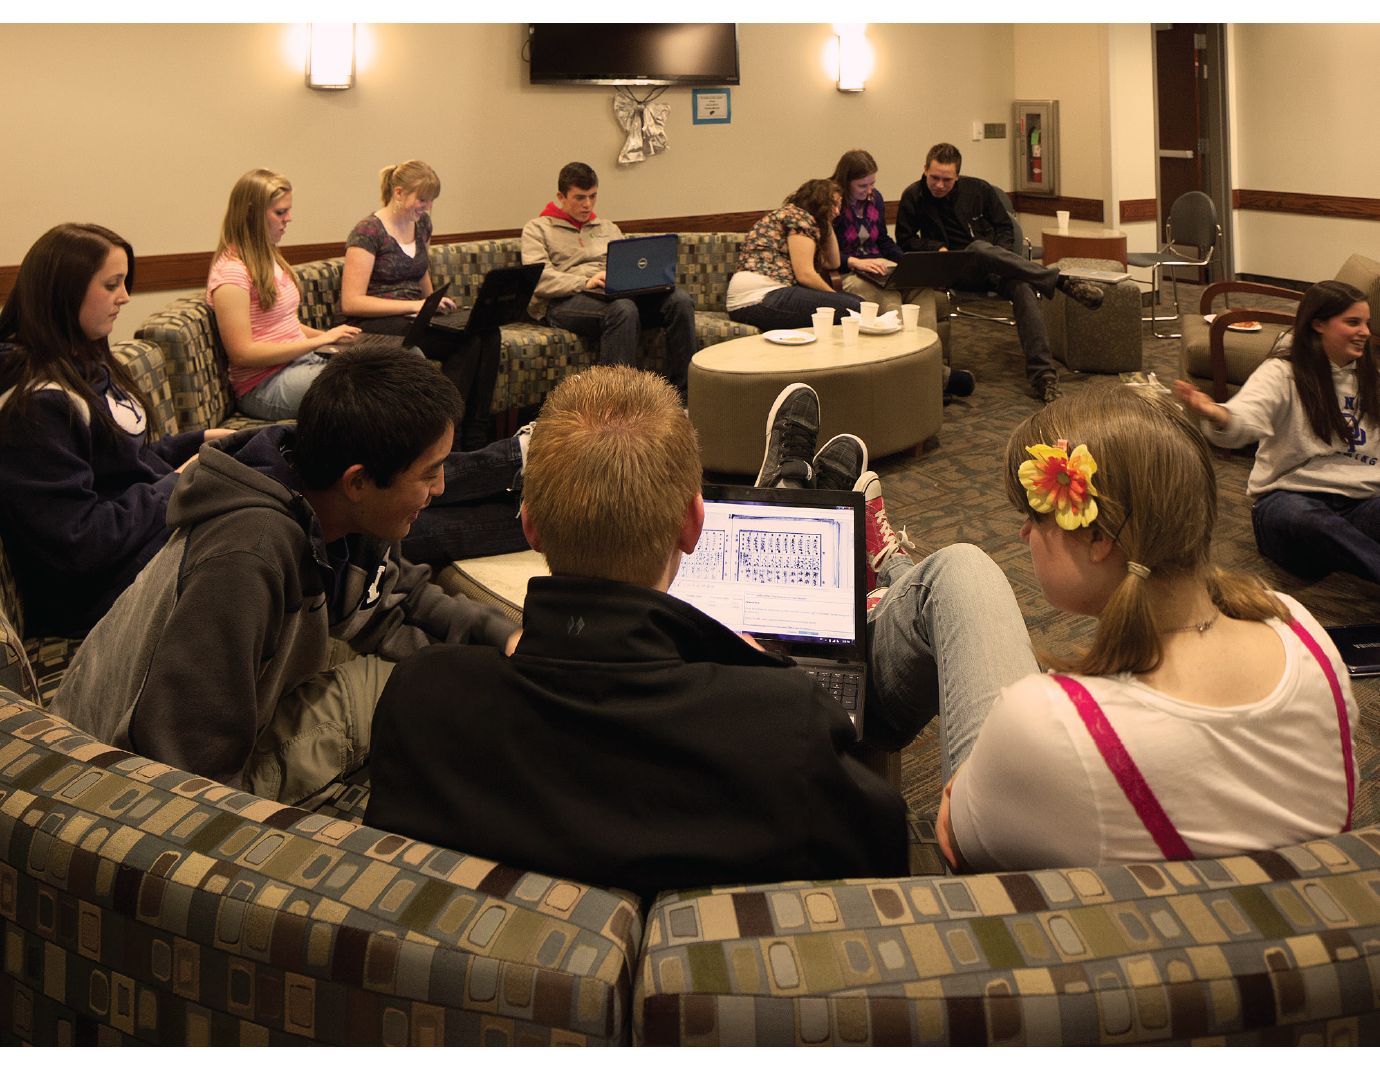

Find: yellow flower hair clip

[1018,438,1100,530]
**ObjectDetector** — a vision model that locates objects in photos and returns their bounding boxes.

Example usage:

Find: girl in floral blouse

[726,179,861,332]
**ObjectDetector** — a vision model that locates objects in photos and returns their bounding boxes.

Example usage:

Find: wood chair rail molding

[1233,189,1380,222]
[10,190,1372,305]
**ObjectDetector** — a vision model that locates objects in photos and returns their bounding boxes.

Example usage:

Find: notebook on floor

[667,484,868,738]
[588,233,679,299]
[402,263,545,346]
[879,250,978,291]
[1323,624,1380,677]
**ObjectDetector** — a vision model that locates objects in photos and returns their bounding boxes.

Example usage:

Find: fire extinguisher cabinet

[1012,100,1059,197]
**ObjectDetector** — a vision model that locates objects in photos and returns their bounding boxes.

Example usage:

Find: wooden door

[1154,24,1208,280]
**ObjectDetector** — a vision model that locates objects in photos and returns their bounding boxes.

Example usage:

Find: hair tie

[1017,438,1100,530]
[1126,562,1151,580]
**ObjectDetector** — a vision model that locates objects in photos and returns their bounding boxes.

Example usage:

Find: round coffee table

[1041,224,1129,268]
[688,325,943,475]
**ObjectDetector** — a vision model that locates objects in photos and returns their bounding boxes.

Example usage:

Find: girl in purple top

[341,160,500,450]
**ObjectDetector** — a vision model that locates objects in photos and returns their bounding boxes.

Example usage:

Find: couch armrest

[0,693,643,1046]
[135,297,235,433]
[111,338,179,435]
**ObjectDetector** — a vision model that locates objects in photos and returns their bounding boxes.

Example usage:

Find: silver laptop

[667,484,868,737]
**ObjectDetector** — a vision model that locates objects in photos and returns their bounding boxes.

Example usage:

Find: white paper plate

[763,330,816,345]
[859,321,902,336]
[1204,313,1263,332]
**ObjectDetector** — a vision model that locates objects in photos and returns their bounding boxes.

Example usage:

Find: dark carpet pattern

[721,283,1380,827]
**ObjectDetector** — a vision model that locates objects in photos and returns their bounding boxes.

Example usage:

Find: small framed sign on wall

[692,89,731,125]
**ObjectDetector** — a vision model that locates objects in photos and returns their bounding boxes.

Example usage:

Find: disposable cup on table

[840,319,860,344]
[1056,210,1070,232]
[816,306,835,317]
[811,312,833,339]
[900,304,920,329]
[859,301,879,326]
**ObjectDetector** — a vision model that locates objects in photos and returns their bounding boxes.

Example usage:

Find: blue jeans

[1252,488,1380,585]
[728,286,862,331]
[545,288,697,396]
[400,435,529,565]
[238,353,329,421]
[865,544,1039,778]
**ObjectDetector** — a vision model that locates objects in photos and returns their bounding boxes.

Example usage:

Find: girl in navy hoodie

[0,223,232,637]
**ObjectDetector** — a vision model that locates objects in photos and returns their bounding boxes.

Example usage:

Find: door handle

[1157,149,1195,159]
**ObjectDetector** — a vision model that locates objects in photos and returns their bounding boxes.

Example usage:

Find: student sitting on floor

[53,342,520,807]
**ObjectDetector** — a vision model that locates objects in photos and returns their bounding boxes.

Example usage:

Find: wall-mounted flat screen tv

[528,24,739,86]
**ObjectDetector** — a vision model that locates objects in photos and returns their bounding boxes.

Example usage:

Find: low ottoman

[688,326,943,475]
[1043,257,1144,374]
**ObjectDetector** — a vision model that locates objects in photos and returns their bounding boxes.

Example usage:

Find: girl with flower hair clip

[869,385,1359,873]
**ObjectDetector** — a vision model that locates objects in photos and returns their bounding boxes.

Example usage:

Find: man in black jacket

[896,142,1104,403]
[366,368,910,895]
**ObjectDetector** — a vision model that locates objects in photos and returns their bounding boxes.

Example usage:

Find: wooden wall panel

[1233,189,1380,222]
[1118,198,1158,224]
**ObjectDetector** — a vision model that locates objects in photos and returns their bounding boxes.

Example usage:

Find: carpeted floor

[716,281,1380,827]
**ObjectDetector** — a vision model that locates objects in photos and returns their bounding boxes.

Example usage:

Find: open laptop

[588,234,679,300]
[402,263,545,348]
[667,484,869,737]
[879,250,979,291]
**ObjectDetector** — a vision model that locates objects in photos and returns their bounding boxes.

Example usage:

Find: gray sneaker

[1035,372,1062,404]
[813,434,868,491]
[755,383,819,488]
[1058,276,1105,311]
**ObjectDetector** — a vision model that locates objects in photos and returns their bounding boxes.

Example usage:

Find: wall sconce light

[834,23,873,93]
[307,24,355,90]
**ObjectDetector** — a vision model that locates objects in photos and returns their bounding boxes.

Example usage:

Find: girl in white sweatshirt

[1174,280,1378,585]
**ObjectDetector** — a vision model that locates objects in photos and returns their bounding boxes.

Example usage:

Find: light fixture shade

[835,24,872,93]
[308,24,355,90]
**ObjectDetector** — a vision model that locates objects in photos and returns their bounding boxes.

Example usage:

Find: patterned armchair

[0,693,642,1046]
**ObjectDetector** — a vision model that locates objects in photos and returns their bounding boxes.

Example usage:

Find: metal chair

[949,188,1033,328]
[1128,191,1221,340]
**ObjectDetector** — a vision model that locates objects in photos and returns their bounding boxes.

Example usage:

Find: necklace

[1162,608,1220,634]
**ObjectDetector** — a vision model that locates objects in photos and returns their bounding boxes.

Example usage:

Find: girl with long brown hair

[726,178,862,331]
[1174,280,1378,584]
[0,224,232,636]
[864,385,1357,871]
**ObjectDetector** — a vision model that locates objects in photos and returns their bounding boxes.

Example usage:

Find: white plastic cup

[859,301,879,327]
[811,311,833,339]
[840,319,860,344]
[900,303,920,329]
[1056,210,1070,232]
[816,306,834,317]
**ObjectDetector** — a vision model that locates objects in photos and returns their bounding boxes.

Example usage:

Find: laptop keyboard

[802,667,861,711]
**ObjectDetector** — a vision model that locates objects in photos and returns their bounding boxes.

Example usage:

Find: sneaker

[856,471,915,591]
[515,422,536,468]
[755,383,819,488]
[1058,276,1105,311]
[943,368,976,398]
[866,587,888,613]
[1034,372,1062,404]
[813,433,868,491]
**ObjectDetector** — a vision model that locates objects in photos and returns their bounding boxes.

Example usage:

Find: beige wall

[2,22,1018,339]
[1228,23,1380,282]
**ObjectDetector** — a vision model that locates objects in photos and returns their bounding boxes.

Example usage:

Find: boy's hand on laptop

[585,271,607,291]
[738,632,765,652]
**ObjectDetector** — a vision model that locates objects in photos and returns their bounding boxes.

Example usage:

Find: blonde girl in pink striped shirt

[208,169,360,421]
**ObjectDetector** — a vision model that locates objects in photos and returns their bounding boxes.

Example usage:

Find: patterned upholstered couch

[4,613,1378,1047]
[133,235,772,435]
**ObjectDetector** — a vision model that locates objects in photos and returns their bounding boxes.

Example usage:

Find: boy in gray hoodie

[53,341,518,804]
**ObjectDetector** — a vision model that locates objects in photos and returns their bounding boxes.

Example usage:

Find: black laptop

[666,484,869,738]
[587,234,679,300]
[1324,625,1380,677]
[402,263,545,348]
[879,250,979,291]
